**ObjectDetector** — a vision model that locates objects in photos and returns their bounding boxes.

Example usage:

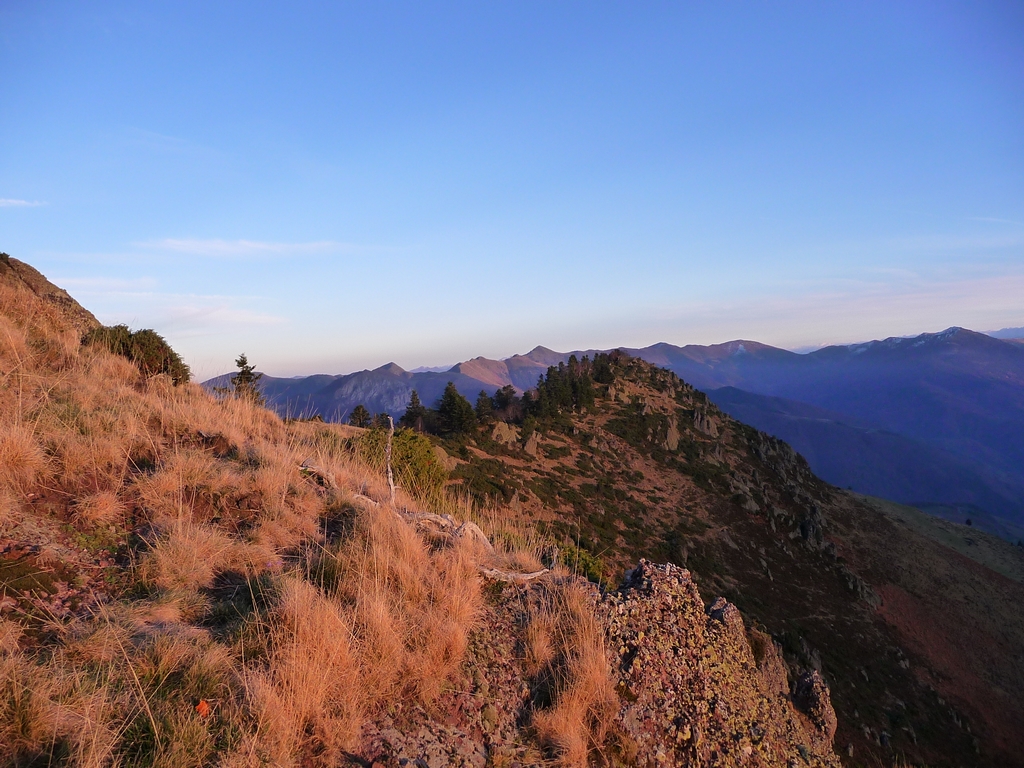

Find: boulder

[491,421,519,447]
[794,670,839,742]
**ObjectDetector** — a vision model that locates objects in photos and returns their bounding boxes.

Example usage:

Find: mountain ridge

[206,326,1024,533]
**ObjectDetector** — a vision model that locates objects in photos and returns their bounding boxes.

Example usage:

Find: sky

[1,1,1023,379]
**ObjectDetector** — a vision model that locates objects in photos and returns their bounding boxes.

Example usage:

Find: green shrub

[83,324,191,384]
[558,544,606,585]
[357,427,448,503]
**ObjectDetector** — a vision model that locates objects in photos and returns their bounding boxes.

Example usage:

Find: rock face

[692,407,720,437]
[0,254,99,332]
[794,670,839,742]
[604,561,840,767]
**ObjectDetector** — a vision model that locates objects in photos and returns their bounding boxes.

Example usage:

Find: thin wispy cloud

[163,304,286,329]
[0,198,46,208]
[138,238,352,257]
[890,232,1024,252]
[57,276,158,292]
[970,217,1024,227]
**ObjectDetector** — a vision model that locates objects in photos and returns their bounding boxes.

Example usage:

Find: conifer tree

[399,390,427,430]
[475,390,494,424]
[230,353,264,405]
[348,404,371,428]
[494,384,517,410]
[437,382,476,436]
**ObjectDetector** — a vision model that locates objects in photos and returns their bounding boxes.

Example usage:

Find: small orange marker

[195,699,211,718]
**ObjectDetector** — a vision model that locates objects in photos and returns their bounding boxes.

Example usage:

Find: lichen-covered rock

[603,560,841,767]
[794,670,838,742]
[491,421,519,447]
[349,560,841,767]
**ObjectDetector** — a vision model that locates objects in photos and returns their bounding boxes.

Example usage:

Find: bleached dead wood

[385,415,396,506]
[298,462,339,491]
[478,566,551,583]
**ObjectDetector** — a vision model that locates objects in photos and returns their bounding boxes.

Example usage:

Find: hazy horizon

[3,2,1022,380]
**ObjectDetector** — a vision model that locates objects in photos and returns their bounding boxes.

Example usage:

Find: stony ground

[347,561,839,768]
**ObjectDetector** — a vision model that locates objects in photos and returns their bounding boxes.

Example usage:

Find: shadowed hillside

[426,353,1024,767]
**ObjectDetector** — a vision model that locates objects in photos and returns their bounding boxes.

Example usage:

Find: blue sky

[2,2,1022,378]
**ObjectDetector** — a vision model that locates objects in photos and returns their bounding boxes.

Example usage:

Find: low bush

[83,324,190,384]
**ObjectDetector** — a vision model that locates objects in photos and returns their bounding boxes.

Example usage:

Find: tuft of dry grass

[0,423,45,494]
[244,578,362,765]
[528,582,618,767]
[141,520,235,594]
[74,490,125,527]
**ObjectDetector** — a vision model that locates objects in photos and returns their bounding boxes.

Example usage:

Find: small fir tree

[230,354,264,404]
[348,404,371,428]
[475,391,494,424]
[494,384,517,410]
[399,390,427,430]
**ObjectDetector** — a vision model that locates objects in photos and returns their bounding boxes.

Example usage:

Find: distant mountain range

[205,326,1024,535]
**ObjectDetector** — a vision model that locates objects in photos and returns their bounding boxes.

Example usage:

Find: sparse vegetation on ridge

[0,264,642,767]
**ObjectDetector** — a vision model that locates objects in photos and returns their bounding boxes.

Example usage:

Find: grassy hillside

[1,259,845,767]
[435,355,1024,767]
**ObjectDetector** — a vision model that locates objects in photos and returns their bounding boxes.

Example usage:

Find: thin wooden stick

[385,415,396,506]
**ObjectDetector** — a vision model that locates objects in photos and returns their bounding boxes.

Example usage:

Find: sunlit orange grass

[73,490,126,528]
[529,582,618,767]
[329,506,484,704]
[244,577,362,766]
[0,422,46,495]
[141,519,236,594]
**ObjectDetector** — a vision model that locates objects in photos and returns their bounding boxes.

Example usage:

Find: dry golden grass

[529,582,618,767]
[141,520,235,594]
[73,490,125,528]
[0,275,619,766]
[0,423,45,494]
[243,578,362,765]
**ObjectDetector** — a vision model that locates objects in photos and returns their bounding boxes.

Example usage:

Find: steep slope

[439,356,1024,766]
[706,386,1024,536]
[1,260,839,767]
[0,253,99,332]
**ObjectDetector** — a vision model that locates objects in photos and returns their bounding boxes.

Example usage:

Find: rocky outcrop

[794,670,839,742]
[354,561,841,767]
[692,407,719,437]
[604,560,840,767]
[491,421,519,447]
[662,415,681,451]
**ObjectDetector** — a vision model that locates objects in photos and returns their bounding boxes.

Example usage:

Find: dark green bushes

[83,324,190,384]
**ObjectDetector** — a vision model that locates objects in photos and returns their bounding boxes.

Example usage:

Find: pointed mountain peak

[373,362,407,375]
[522,345,567,365]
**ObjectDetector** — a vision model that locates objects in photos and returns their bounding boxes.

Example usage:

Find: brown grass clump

[529,582,618,767]
[141,520,235,594]
[0,423,45,494]
[244,578,362,765]
[323,508,483,705]
[74,490,125,527]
